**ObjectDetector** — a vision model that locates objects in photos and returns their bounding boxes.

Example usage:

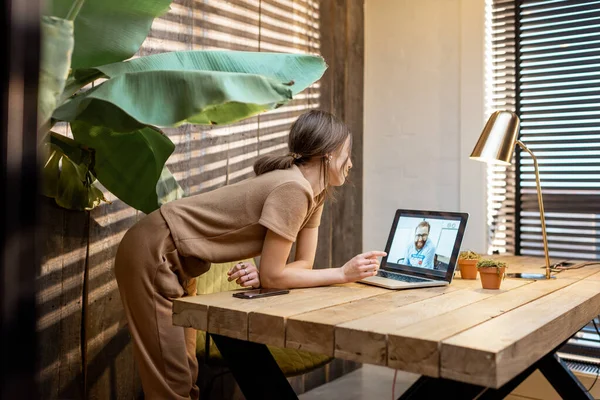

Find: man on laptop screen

[360,210,469,290]
[401,221,437,269]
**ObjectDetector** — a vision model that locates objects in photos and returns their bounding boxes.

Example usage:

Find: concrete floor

[299,365,420,400]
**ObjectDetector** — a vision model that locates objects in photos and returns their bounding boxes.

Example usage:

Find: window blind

[487,0,600,361]
[144,0,321,194]
[486,0,518,255]
[518,0,600,260]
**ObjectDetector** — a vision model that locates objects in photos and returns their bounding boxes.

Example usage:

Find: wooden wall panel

[37,199,87,399]
[84,1,194,398]
[314,0,334,270]
[37,0,364,398]
[85,200,139,399]
[316,0,365,271]
[328,0,364,269]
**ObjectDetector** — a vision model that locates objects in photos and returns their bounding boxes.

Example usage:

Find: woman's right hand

[227,261,261,288]
[340,251,387,283]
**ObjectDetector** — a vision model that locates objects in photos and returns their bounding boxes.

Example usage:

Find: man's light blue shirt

[403,239,436,269]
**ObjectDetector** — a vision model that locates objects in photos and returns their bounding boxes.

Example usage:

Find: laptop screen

[382,210,468,281]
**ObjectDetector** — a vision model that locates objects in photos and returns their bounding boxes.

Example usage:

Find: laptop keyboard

[377,270,432,283]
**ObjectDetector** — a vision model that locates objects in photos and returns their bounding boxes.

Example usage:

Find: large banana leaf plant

[40,0,327,213]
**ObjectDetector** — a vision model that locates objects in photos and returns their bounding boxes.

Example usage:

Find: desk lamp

[470,110,553,280]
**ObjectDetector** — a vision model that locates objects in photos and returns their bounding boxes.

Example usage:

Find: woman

[115,110,386,400]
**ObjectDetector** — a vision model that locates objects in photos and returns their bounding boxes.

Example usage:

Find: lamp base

[506,272,556,280]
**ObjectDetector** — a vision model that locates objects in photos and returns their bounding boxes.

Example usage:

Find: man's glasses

[415,233,428,239]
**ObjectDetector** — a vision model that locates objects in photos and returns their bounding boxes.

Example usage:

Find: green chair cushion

[196,330,332,377]
[196,260,249,295]
[195,260,333,377]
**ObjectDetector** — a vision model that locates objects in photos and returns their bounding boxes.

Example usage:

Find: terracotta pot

[458,259,478,279]
[478,266,506,289]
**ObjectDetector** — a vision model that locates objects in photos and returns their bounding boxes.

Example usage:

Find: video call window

[386,216,461,273]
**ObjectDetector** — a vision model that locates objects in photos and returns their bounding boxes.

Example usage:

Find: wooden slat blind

[486,0,517,255]
[518,0,600,260]
[143,0,321,195]
[486,0,600,362]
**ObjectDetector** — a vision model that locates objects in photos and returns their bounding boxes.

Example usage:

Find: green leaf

[54,70,293,131]
[49,0,172,69]
[49,131,93,166]
[58,69,103,106]
[42,144,108,211]
[39,16,74,127]
[156,166,184,206]
[77,50,327,95]
[87,183,108,210]
[42,146,62,198]
[56,154,91,210]
[70,121,175,214]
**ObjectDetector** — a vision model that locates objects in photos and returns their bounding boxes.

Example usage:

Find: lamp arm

[516,140,551,278]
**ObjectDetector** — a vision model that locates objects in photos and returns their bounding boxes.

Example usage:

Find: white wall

[364,0,487,253]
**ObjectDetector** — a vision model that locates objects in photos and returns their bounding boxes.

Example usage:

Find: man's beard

[415,240,424,249]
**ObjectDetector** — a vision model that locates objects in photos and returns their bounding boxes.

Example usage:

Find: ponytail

[253,110,350,187]
[253,153,297,176]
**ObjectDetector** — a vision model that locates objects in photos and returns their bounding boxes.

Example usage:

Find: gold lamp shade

[470,110,520,165]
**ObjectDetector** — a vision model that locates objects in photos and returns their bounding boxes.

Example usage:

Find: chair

[195,260,333,395]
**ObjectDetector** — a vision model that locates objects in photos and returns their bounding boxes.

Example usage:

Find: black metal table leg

[398,376,484,399]
[211,334,298,400]
[477,356,548,400]
[538,353,594,400]
[399,345,594,400]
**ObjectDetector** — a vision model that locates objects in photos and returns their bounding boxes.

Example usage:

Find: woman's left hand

[227,262,260,288]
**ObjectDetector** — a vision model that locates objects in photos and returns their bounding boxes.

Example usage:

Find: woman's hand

[340,251,387,283]
[227,262,260,288]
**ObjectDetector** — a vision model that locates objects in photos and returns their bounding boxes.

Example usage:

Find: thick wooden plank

[441,271,600,388]
[285,280,473,355]
[287,257,598,360]
[174,284,386,343]
[341,0,364,255]
[334,279,528,365]
[314,0,334,271]
[175,289,292,336]
[387,276,588,376]
[331,0,364,270]
[329,0,349,269]
[248,284,387,346]
[387,261,600,376]
[86,199,138,399]
[314,201,333,269]
[37,198,88,399]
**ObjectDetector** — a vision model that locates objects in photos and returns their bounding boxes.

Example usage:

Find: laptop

[360,209,469,290]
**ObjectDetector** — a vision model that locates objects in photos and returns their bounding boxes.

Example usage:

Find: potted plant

[476,259,507,289]
[39,0,327,212]
[457,250,481,280]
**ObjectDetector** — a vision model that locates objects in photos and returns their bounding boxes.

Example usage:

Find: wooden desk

[173,256,600,399]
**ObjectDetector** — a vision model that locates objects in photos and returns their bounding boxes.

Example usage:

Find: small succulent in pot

[457,250,481,280]
[459,250,481,260]
[476,259,507,289]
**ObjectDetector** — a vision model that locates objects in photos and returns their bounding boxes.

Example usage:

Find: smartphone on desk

[232,288,290,299]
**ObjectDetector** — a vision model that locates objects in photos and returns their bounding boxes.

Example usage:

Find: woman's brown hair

[253,109,352,198]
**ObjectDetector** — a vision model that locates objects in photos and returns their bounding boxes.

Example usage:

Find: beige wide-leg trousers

[115,210,210,400]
